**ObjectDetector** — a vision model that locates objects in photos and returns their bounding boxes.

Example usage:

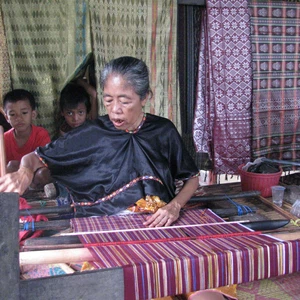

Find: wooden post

[0,192,20,300]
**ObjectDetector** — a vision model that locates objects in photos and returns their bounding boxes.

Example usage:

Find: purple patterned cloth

[193,0,252,175]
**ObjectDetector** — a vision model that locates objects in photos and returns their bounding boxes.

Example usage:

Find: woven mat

[236,272,300,300]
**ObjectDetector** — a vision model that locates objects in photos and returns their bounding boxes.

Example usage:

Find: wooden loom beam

[1,192,125,300]
[18,190,261,217]
[0,192,20,300]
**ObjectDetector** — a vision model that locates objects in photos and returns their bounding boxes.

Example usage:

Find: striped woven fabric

[71,209,300,300]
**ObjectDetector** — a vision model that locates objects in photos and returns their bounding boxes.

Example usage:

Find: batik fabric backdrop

[249,0,300,166]
[1,0,92,137]
[1,0,180,135]
[89,0,180,128]
[193,0,252,175]
[0,6,11,103]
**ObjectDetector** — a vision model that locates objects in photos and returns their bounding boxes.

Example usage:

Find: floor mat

[236,272,300,300]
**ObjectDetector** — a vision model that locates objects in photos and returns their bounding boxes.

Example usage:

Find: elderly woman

[0,56,199,227]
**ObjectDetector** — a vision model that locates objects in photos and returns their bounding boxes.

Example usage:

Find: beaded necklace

[125,113,146,134]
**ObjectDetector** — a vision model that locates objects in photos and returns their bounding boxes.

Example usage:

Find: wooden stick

[262,157,300,167]
[19,205,73,216]
[20,248,93,266]
[211,207,256,217]
[19,219,70,231]
[0,125,6,177]
[189,190,261,201]
[24,235,81,246]
[21,243,84,251]
[19,190,261,217]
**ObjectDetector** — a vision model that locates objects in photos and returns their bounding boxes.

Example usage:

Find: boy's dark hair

[3,89,36,112]
[60,83,91,113]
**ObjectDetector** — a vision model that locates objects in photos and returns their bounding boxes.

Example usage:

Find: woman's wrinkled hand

[143,201,181,227]
[0,166,34,195]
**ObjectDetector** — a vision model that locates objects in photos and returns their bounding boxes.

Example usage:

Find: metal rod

[262,157,300,167]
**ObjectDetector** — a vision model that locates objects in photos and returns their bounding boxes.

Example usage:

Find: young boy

[3,89,51,188]
[57,81,97,137]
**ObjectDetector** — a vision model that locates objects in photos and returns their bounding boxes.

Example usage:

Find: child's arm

[76,78,98,120]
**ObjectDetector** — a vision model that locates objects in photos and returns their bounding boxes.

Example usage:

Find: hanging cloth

[89,0,181,130]
[2,0,92,137]
[0,5,11,102]
[249,1,300,165]
[193,0,252,175]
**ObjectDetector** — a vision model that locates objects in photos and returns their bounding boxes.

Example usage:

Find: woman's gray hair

[100,56,152,100]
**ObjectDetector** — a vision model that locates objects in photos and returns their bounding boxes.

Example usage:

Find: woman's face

[103,74,147,131]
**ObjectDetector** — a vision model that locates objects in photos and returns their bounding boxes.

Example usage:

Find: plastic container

[290,200,300,218]
[271,185,285,207]
[238,164,282,197]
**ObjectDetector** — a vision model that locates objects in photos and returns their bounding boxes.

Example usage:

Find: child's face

[62,102,87,128]
[5,99,36,133]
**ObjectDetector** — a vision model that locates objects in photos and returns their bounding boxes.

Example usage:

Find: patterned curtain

[193,0,252,175]
[0,6,11,104]
[2,0,179,133]
[1,0,92,137]
[89,0,180,129]
[249,1,300,167]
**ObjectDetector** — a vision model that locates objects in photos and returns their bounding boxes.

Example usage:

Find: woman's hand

[143,201,181,227]
[143,176,199,227]
[0,166,33,194]
[0,152,44,194]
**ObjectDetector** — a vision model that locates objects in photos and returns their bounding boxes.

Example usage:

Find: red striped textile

[71,210,300,300]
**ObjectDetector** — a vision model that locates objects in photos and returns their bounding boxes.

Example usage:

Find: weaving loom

[1,192,300,300]
[70,209,300,300]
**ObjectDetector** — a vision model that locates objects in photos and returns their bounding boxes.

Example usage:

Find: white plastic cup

[271,186,285,207]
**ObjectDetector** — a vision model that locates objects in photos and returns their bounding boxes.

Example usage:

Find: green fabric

[2,0,92,137]
[0,6,11,104]
[89,0,180,130]
[2,0,180,135]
